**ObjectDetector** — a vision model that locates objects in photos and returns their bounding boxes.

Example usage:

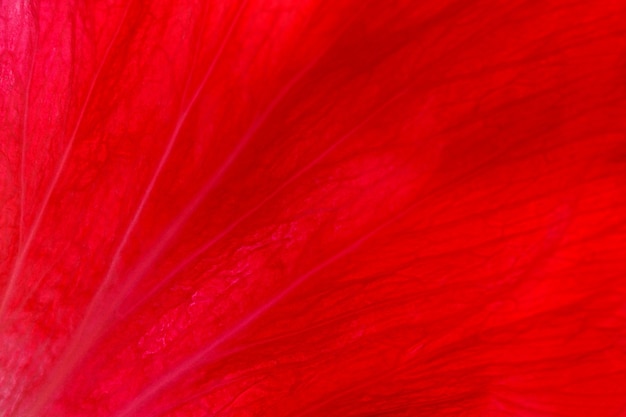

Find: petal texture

[1,1,626,416]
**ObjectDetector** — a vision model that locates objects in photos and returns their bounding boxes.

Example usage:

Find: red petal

[1,1,626,416]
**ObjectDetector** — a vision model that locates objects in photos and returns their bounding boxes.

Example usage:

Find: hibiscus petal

[1,0,626,416]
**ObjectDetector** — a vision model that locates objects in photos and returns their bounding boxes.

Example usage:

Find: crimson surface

[1,1,626,416]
